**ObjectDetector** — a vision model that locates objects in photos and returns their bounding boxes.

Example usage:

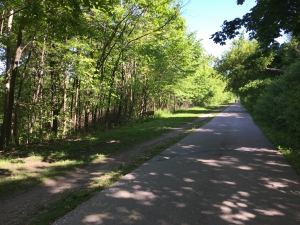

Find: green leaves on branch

[0,0,231,148]
[212,0,300,48]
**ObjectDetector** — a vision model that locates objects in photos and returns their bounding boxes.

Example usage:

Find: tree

[215,36,274,95]
[0,0,230,150]
[211,0,300,47]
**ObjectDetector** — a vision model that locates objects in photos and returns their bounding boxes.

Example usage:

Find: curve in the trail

[54,103,300,225]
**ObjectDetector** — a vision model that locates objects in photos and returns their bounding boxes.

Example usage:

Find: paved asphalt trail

[53,103,300,225]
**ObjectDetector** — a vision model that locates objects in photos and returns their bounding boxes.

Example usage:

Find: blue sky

[181,0,256,56]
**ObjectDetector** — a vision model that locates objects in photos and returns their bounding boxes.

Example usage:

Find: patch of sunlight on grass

[0,160,11,167]
[54,159,78,166]
[10,172,32,180]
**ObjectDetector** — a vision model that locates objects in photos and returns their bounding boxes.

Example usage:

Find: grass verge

[29,117,214,225]
[0,104,229,199]
[251,121,300,175]
[242,102,300,175]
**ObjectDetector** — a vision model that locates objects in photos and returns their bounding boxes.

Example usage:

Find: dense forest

[213,0,300,154]
[0,0,232,149]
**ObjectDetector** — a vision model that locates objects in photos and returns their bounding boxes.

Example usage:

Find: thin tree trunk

[105,51,123,128]
[74,77,79,131]
[50,42,59,134]
[14,48,32,145]
[28,36,45,136]
[129,59,137,119]
[62,70,67,137]
[84,96,90,130]
[0,10,5,37]
[116,63,125,123]
[70,77,74,130]
[141,76,147,115]
[173,94,176,112]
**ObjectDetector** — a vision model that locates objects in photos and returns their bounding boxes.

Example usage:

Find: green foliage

[216,33,300,173]
[215,36,275,112]
[0,0,231,149]
[162,32,233,107]
[254,60,300,146]
[216,36,274,95]
[211,0,300,48]
[253,79,287,125]
[210,0,300,174]
[271,36,300,69]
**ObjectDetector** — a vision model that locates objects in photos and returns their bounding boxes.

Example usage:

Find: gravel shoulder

[0,112,216,225]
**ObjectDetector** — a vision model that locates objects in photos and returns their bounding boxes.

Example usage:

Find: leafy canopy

[211,0,300,47]
[215,35,274,94]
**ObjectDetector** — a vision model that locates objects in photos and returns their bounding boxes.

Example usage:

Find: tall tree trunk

[38,36,46,141]
[28,36,45,137]
[14,48,32,145]
[116,63,125,123]
[0,10,13,148]
[0,19,24,148]
[7,24,24,146]
[50,42,59,134]
[129,59,137,119]
[105,51,123,128]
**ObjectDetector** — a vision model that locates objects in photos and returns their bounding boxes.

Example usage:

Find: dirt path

[0,112,216,225]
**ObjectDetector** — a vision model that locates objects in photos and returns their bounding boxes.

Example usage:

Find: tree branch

[264,67,284,74]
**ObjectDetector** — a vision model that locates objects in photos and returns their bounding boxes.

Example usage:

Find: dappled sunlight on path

[54,104,300,225]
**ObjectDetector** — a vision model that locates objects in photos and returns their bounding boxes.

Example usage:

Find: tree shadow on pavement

[53,108,300,225]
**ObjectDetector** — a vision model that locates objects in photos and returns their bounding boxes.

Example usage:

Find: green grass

[26,102,299,225]
[250,121,300,175]
[28,115,216,225]
[0,103,229,213]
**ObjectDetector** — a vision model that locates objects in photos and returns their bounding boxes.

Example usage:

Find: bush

[253,79,288,130]
[253,60,300,149]
[282,61,300,142]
